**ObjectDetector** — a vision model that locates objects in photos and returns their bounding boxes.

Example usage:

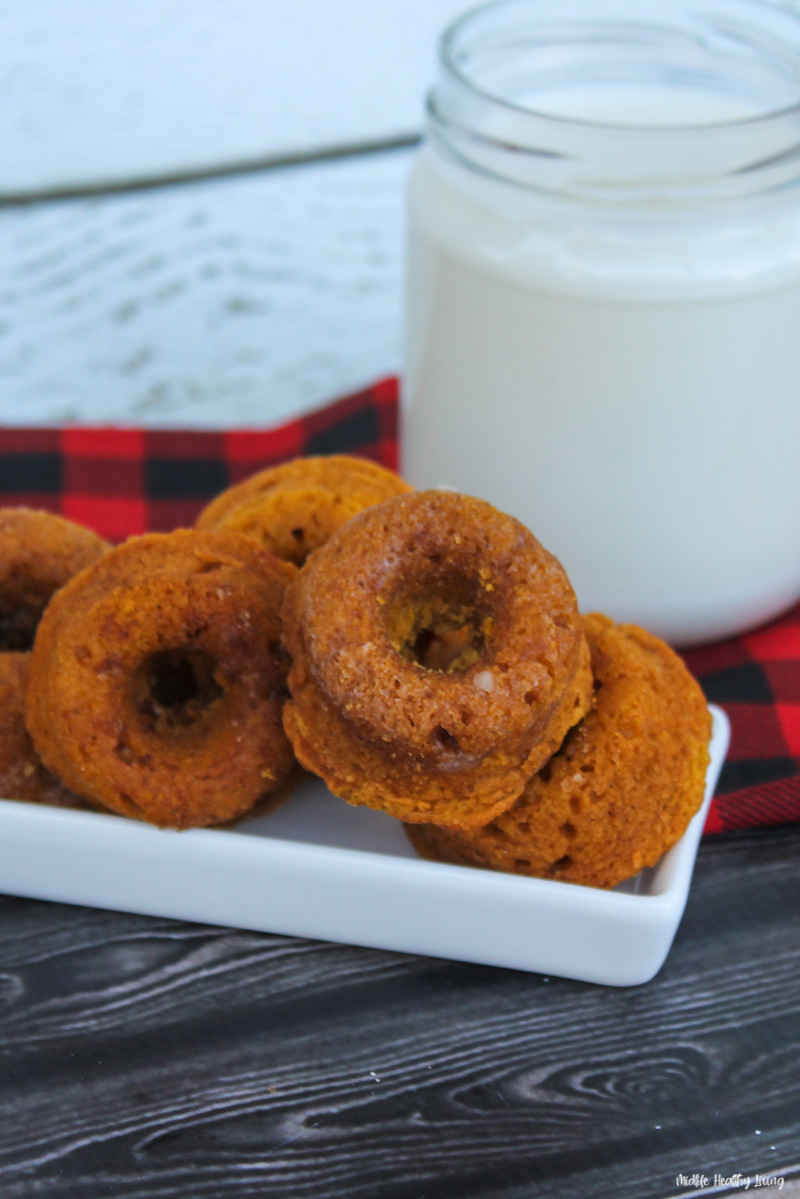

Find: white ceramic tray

[0,705,728,987]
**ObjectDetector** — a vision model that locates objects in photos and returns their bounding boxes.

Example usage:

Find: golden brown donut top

[196,454,412,564]
[212,486,405,566]
[408,612,712,889]
[25,529,297,829]
[282,489,583,766]
[30,527,296,658]
[0,508,109,651]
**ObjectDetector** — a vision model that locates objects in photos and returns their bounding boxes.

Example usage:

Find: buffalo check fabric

[0,374,797,837]
[684,611,800,834]
[0,378,399,542]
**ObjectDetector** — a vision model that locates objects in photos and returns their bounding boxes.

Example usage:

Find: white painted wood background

[0,0,467,427]
[0,151,410,427]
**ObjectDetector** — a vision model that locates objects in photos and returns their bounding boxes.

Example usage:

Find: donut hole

[385,589,490,674]
[0,601,46,651]
[414,624,476,672]
[136,649,224,731]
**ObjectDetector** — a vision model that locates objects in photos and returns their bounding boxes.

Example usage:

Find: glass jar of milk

[403,0,800,645]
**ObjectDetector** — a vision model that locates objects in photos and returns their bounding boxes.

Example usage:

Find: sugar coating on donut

[0,508,109,652]
[281,490,591,828]
[196,454,411,565]
[25,529,297,829]
[407,613,712,888]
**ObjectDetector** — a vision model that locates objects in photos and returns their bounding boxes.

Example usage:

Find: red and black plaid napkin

[1,375,797,837]
[0,378,399,542]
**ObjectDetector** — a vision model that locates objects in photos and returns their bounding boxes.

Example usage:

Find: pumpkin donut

[25,529,297,829]
[281,490,592,829]
[0,654,86,807]
[407,613,712,889]
[196,454,411,565]
[0,508,109,652]
[0,508,108,805]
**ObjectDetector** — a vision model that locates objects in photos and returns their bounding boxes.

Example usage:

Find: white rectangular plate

[0,706,729,986]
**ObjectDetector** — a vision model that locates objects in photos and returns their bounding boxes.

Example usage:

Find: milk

[520,83,762,127]
[403,74,800,644]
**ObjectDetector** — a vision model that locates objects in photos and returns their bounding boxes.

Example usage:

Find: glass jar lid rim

[439,0,800,133]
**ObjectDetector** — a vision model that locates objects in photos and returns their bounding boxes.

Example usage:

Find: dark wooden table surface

[2,822,799,1199]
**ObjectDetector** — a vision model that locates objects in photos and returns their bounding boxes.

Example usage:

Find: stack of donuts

[0,454,711,889]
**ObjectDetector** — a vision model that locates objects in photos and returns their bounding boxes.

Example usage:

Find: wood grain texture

[1,824,799,1199]
[0,149,410,428]
[0,0,465,195]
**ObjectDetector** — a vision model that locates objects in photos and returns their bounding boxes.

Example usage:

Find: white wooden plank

[0,0,466,195]
[0,150,411,427]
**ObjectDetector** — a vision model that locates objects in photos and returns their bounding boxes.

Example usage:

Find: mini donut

[0,654,87,808]
[196,454,412,565]
[281,490,592,829]
[407,613,712,889]
[25,529,297,829]
[0,508,108,805]
[0,508,109,652]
